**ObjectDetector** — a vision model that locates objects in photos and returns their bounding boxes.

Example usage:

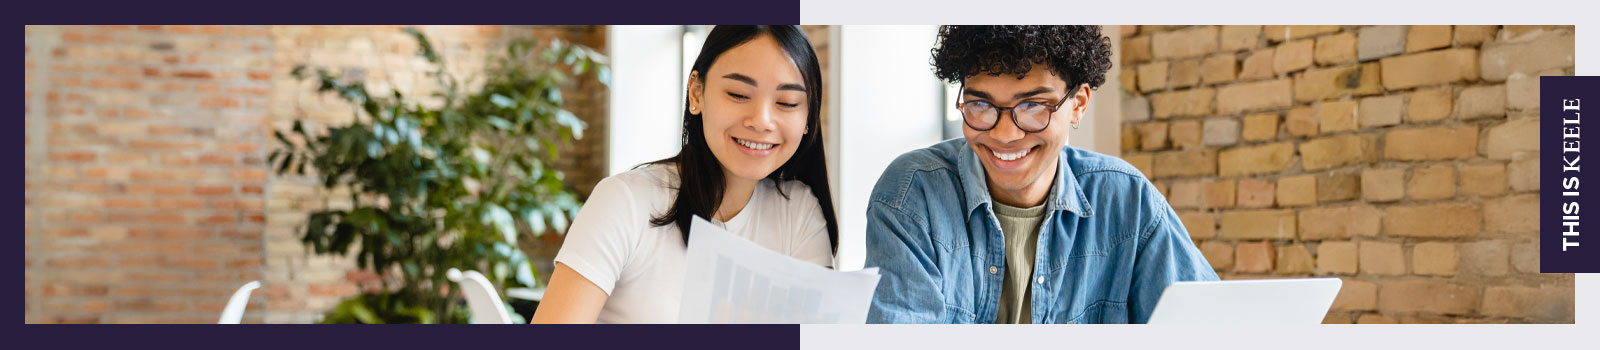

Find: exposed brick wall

[25,25,43,325]
[24,25,274,324]
[24,25,609,324]
[1117,25,1574,323]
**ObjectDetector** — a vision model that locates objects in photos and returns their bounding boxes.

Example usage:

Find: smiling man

[864,25,1217,324]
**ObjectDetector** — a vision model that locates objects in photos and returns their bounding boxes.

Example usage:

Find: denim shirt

[864,138,1219,324]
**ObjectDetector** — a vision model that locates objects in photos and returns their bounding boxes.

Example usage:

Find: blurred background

[22,25,1575,324]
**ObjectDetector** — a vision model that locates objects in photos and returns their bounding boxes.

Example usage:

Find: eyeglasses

[955,86,1071,133]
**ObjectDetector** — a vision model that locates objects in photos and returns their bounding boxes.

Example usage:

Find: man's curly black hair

[931,25,1113,90]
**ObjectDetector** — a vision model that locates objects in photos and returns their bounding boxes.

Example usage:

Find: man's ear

[1069,83,1091,124]
[687,70,704,115]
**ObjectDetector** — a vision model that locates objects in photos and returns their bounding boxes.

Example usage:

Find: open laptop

[1146,278,1343,324]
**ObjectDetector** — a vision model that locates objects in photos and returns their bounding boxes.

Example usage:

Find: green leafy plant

[270,27,609,324]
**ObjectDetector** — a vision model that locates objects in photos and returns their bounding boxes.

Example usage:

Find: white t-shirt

[552,164,834,323]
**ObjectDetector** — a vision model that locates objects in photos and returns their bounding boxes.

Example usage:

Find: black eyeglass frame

[953,84,1073,133]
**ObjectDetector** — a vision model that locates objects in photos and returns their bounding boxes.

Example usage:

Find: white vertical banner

[836,25,946,271]
[607,25,688,176]
[1076,25,1122,156]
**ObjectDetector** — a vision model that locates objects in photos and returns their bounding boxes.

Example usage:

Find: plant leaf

[490,94,515,109]
[482,204,516,244]
[487,116,511,130]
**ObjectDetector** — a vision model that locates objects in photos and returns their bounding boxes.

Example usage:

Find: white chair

[218,281,260,324]
[446,268,513,324]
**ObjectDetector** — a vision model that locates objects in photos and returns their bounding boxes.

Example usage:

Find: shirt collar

[957,141,1094,219]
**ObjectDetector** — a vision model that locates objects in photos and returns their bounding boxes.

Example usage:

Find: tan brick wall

[24,25,610,324]
[1118,25,1574,323]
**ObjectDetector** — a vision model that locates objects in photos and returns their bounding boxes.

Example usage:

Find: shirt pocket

[943,304,977,324]
[1063,300,1130,324]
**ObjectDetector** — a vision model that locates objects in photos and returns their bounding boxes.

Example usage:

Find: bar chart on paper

[679,217,881,324]
[709,255,837,323]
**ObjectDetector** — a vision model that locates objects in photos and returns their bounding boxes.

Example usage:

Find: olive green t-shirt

[991,200,1047,324]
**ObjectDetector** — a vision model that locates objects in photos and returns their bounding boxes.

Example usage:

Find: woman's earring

[1070,122,1080,130]
[690,106,697,112]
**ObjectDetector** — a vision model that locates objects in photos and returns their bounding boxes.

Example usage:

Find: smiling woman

[531,25,837,324]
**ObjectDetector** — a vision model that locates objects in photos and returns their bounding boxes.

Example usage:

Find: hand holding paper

[678,216,881,324]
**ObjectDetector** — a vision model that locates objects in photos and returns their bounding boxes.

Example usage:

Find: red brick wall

[1117,25,1574,323]
[24,25,609,324]
[24,25,274,323]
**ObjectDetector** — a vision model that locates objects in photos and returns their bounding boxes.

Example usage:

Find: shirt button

[989,266,998,274]
[1036,276,1045,284]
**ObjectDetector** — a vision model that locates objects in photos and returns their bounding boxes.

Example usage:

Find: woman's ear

[1069,83,1091,125]
[687,70,704,115]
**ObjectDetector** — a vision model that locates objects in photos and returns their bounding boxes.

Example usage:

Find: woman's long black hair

[647,25,838,253]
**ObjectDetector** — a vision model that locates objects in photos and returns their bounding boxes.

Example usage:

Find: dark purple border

[16,0,802,25]
[1541,76,1597,273]
[18,324,800,348]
